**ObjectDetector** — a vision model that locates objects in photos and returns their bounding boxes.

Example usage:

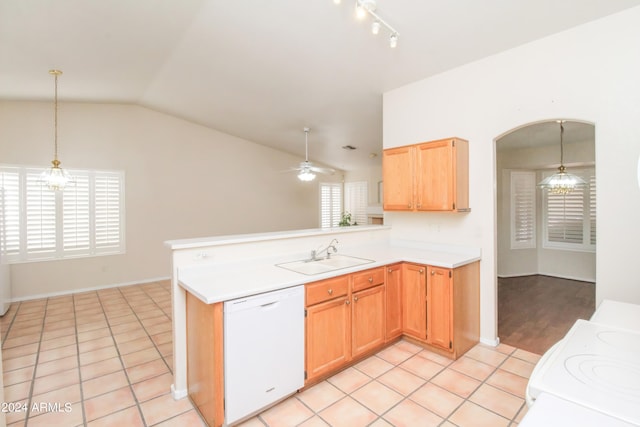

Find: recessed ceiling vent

[342,145,357,150]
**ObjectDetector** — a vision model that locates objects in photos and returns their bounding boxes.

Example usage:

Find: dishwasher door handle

[260,301,279,309]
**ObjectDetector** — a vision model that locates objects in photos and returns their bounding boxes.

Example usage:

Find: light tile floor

[2,281,539,426]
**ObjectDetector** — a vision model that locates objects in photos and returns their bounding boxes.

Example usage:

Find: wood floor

[498,275,595,355]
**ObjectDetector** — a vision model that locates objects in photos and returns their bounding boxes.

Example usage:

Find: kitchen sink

[276,254,375,275]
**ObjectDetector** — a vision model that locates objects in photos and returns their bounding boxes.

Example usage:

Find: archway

[494,119,596,354]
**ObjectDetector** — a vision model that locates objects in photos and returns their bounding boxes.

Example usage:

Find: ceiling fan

[292,127,335,181]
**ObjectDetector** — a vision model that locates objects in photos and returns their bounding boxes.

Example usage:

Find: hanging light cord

[559,121,564,167]
[304,128,310,162]
[50,69,62,165]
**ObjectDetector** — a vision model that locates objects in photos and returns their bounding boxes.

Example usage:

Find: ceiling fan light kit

[294,127,335,182]
[338,0,400,48]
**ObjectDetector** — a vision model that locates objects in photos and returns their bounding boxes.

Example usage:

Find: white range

[523,300,640,426]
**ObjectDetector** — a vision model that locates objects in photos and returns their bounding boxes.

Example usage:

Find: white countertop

[178,243,480,304]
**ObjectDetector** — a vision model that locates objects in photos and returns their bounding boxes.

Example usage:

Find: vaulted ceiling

[1,1,638,170]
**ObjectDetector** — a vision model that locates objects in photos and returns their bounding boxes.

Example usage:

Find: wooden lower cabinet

[385,264,403,341]
[186,293,224,427]
[305,267,386,385]
[305,295,351,383]
[426,266,452,350]
[402,263,427,340]
[403,261,480,359]
[352,284,385,357]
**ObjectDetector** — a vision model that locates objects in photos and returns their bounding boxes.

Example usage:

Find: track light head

[389,33,398,48]
[372,21,381,35]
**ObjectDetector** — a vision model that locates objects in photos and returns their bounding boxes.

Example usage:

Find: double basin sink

[276,254,374,276]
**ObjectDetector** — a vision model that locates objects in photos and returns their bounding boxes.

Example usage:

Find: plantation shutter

[63,171,91,252]
[0,169,20,256]
[320,183,341,228]
[94,171,124,252]
[25,169,56,258]
[0,165,125,263]
[344,181,368,226]
[542,167,595,251]
[510,171,536,249]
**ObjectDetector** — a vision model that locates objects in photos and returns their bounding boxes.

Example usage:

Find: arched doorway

[495,119,596,354]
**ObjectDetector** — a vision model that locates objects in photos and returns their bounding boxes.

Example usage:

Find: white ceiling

[1,0,638,171]
[497,121,595,151]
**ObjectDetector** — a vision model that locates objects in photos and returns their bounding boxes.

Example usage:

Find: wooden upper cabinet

[383,138,469,212]
[426,266,452,350]
[382,145,415,210]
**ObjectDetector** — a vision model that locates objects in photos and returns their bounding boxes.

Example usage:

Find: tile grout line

[103,286,150,427]
[272,342,530,427]
[127,283,206,425]
[22,298,49,426]
[440,345,526,426]
[72,292,89,427]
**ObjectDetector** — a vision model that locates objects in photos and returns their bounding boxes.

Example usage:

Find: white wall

[383,7,640,343]
[497,138,596,282]
[0,102,332,299]
[345,164,383,207]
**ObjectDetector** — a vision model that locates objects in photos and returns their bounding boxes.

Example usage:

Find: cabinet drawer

[306,276,349,306]
[352,267,385,292]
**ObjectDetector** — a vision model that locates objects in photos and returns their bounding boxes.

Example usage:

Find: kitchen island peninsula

[166,225,480,426]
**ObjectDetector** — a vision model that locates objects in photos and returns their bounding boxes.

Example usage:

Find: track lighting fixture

[337,0,400,47]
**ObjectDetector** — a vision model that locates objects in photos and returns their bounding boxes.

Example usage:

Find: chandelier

[537,120,586,195]
[39,69,74,191]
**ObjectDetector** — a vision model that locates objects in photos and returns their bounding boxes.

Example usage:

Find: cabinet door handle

[388,268,393,273]
[327,289,333,295]
[368,277,373,283]
[419,268,424,274]
[345,299,350,305]
[354,296,359,302]
[431,270,435,275]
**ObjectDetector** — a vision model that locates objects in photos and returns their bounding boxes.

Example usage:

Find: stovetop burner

[529,320,640,425]
[564,354,640,400]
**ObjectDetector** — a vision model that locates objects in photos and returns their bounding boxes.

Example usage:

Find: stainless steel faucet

[310,238,339,261]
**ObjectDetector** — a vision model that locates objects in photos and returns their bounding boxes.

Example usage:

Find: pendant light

[39,69,74,191]
[537,120,586,195]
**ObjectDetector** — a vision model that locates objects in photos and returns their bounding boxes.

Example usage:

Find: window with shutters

[344,181,368,226]
[0,165,125,263]
[320,182,341,228]
[510,170,536,249]
[542,167,595,252]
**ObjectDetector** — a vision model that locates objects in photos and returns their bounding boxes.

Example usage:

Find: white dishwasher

[224,285,304,425]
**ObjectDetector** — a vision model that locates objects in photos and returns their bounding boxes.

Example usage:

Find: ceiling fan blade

[309,166,335,175]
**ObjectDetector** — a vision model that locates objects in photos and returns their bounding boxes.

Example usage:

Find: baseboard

[497,273,594,283]
[171,384,188,400]
[480,336,500,347]
[497,273,538,279]
[9,276,171,303]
